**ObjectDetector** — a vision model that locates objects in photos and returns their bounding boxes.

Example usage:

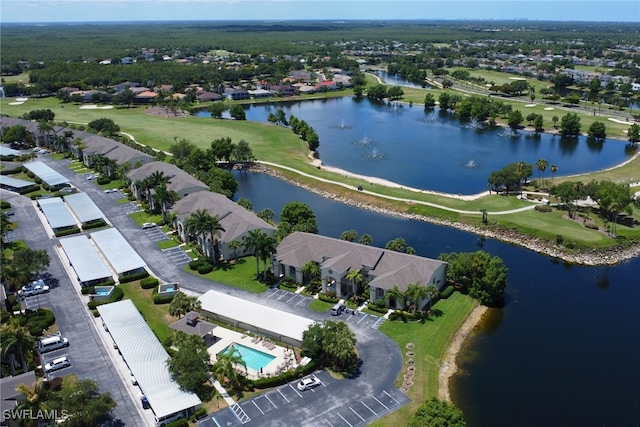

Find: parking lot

[198,371,408,427]
[141,225,192,266]
[265,288,315,308]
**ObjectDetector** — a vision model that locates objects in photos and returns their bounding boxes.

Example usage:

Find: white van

[38,336,69,353]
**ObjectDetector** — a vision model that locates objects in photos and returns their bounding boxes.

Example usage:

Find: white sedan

[297,375,321,391]
[44,356,70,373]
[142,222,156,229]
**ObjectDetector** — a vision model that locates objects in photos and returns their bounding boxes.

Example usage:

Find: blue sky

[2,0,638,23]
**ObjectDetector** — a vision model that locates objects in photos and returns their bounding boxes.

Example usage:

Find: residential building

[172,191,275,261]
[273,232,447,309]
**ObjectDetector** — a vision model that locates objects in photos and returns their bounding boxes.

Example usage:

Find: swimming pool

[221,343,275,371]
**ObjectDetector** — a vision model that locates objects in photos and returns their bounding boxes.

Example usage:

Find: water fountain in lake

[465,118,483,130]
[464,160,478,168]
[365,147,385,160]
[335,119,352,130]
[354,135,371,146]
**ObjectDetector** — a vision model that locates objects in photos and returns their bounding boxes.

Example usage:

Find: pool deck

[206,327,297,379]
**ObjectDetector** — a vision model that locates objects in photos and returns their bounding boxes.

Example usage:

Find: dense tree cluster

[288,115,320,151]
[167,331,214,400]
[439,251,508,306]
[302,320,358,374]
[407,398,467,427]
[488,161,533,194]
[276,201,318,240]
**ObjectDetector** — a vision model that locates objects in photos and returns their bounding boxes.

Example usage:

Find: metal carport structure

[59,235,113,286]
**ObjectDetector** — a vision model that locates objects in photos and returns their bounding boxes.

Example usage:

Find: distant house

[196,91,223,102]
[224,88,250,100]
[134,91,158,103]
[273,232,447,309]
[248,89,273,99]
[269,85,296,97]
[172,191,276,261]
[113,81,140,93]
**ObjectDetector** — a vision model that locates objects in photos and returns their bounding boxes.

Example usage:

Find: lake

[198,97,632,194]
[233,170,640,426]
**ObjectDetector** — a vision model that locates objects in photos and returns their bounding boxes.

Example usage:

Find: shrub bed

[535,205,553,213]
[166,419,188,427]
[87,286,124,309]
[152,286,175,304]
[0,200,10,209]
[366,303,389,314]
[280,280,299,291]
[251,360,318,389]
[96,176,111,185]
[140,277,159,289]
[119,270,149,283]
[318,292,339,304]
[197,262,213,274]
[190,408,207,422]
[82,220,107,230]
[440,285,455,299]
[81,286,96,295]
[54,227,81,237]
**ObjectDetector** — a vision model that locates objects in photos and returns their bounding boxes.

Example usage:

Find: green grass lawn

[129,210,162,226]
[184,257,269,293]
[308,299,333,312]
[371,293,477,426]
[157,240,179,250]
[118,281,174,343]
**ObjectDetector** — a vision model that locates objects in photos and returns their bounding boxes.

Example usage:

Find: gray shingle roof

[276,232,446,292]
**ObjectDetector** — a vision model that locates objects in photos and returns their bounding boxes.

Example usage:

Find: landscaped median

[370,292,477,427]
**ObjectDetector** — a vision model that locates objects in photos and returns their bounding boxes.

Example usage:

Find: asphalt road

[25,155,408,426]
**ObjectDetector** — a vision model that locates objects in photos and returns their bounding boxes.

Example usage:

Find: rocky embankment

[240,163,640,266]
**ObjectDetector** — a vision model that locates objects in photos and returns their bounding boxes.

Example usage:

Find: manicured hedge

[119,270,149,283]
[140,277,159,289]
[366,303,389,314]
[190,408,207,422]
[54,227,81,237]
[165,419,188,427]
[318,293,339,304]
[197,262,213,274]
[0,165,22,175]
[87,287,124,309]
[97,176,111,185]
[153,293,175,304]
[251,360,319,389]
[440,285,455,299]
[82,220,107,230]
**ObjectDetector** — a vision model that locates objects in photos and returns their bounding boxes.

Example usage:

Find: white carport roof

[59,235,112,283]
[90,228,146,274]
[24,161,69,187]
[198,290,316,343]
[0,175,33,189]
[38,198,76,229]
[63,192,105,223]
[97,300,201,419]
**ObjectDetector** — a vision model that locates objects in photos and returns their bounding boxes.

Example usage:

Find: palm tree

[258,235,277,281]
[186,209,225,263]
[536,158,548,189]
[213,347,247,389]
[385,285,405,310]
[228,239,242,260]
[550,165,558,185]
[152,183,179,222]
[405,283,430,315]
[147,170,170,189]
[345,268,363,294]
[15,378,47,426]
[37,120,54,147]
[301,261,320,284]
[424,285,440,311]
[242,229,268,278]
[1,324,36,374]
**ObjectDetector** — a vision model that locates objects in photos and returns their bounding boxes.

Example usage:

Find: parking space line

[338,413,353,427]
[350,407,366,422]
[288,383,302,398]
[383,390,400,405]
[252,400,264,415]
[324,419,334,426]
[356,314,367,324]
[295,297,308,306]
[277,388,290,403]
[264,393,277,409]
[285,294,298,303]
[361,401,377,415]
[372,396,388,411]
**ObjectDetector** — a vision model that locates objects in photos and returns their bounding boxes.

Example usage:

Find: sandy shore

[438,304,488,402]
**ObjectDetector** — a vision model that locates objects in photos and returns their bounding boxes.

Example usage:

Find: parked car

[330,303,346,316]
[44,356,70,373]
[38,335,69,353]
[130,374,137,385]
[297,375,321,391]
[20,280,50,297]
[104,188,117,193]
[140,394,150,409]
[141,222,156,229]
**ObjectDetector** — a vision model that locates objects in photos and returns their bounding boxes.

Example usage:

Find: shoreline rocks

[239,163,640,266]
